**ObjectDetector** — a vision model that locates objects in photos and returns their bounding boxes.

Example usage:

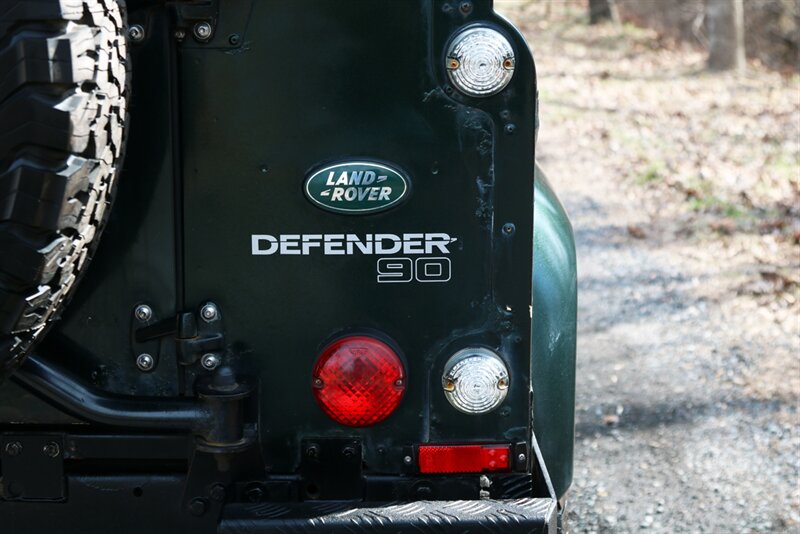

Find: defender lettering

[251,233,457,256]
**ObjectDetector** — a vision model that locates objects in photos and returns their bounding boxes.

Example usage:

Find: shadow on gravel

[572,225,636,249]
[575,397,791,438]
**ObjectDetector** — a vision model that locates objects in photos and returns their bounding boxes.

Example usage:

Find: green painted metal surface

[177,0,537,475]
[532,164,578,497]
[0,0,576,502]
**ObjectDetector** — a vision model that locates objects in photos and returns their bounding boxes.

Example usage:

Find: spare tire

[0,0,128,376]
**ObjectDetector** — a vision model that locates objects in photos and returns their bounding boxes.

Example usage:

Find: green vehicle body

[532,167,578,498]
[0,0,577,529]
[0,164,576,497]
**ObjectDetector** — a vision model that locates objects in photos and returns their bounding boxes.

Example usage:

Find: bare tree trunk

[589,0,619,25]
[706,0,746,71]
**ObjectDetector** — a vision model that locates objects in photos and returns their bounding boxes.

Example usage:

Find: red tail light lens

[312,335,406,427]
[417,444,511,474]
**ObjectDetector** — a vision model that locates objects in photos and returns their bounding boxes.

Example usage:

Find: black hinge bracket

[135,309,224,367]
[300,438,363,500]
[173,0,219,43]
[0,433,65,501]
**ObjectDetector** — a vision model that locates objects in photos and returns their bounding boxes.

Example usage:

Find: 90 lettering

[376,257,451,283]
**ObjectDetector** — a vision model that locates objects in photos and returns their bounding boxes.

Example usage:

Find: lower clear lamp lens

[446,27,515,97]
[442,347,509,414]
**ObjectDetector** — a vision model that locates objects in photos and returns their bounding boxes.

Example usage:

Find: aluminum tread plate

[220,498,557,533]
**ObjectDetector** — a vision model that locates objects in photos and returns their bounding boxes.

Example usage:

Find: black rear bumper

[219,498,557,533]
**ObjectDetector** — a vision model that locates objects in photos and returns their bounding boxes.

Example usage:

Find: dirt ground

[496,2,800,532]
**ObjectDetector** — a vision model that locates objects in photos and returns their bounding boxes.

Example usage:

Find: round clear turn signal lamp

[446,27,515,97]
[442,347,509,414]
[312,335,406,427]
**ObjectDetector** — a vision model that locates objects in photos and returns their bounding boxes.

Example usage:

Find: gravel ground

[496,2,800,532]
[561,163,799,533]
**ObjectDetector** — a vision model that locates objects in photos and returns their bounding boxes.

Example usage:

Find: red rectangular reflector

[417,444,511,474]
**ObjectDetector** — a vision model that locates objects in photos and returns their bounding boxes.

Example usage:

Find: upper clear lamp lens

[442,347,509,414]
[446,27,515,97]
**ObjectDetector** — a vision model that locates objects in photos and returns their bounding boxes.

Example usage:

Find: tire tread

[0,0,128,376]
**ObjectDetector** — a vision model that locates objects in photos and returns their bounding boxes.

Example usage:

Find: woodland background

[496,0,799,531]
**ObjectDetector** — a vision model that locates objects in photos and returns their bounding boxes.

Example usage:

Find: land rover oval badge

[304,161,410,214]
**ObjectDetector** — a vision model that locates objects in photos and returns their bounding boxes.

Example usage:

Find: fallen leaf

[602,414,620,426]
[627,225,647,239]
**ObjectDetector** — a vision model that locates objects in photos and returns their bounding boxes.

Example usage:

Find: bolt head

[4,441,22,456]
[43,442,60,458]
[518,453,526,463]
[209,484,226,502]
[136,353,155,372]
[188,497,208,516]
[200,303,218,322]
[416,485,433,498]
[403,455,413,465]
[245,485,265,503]
[5,482,22,498]
[193,21,213,41]
[134,304,152,322]
[201,353,220,370]
[128,24,145,42]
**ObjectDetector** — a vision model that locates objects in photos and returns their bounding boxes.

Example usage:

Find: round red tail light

[312,335,406,427]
